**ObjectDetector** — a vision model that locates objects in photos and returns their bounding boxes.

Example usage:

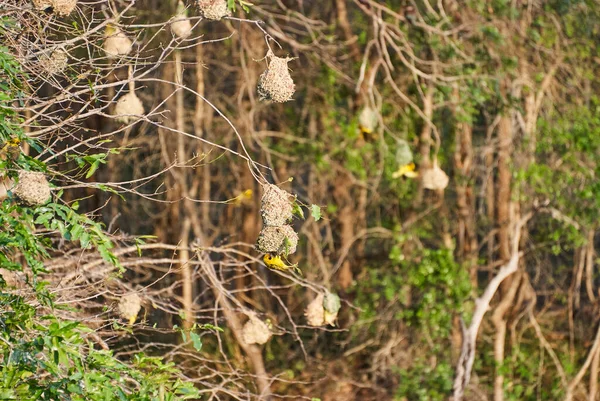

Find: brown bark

[585,228,596,304]
[453,87,478,283]
[590,346,600,401]
[414,85,433,205]
[497,114,512,262]
[194,43,211,230]
[569,246,586,361]
[335,0,360,61]
[334,175,355,290]
[174,49,194,330]
[492,271,522,401]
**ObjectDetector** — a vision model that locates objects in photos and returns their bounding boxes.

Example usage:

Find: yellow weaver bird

[263,254,300,274]
[0,137,21,161]
[392,162,418,179]
[230,189,253,206]
[358,125,377,143]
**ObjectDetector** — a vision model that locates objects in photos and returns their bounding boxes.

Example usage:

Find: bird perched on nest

[263,253,301,274]
[0,137,21,161]
[392,162,419,179]
[357,106,379,143]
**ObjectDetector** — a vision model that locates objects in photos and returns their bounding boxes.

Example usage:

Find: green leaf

[292,199,304,219]
[190,331,203,352]
[86,160,100,178]
[310,204,322,221]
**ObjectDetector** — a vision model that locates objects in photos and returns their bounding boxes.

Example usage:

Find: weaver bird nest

[40,49,69,75]
[118,293,142,324]
[395,139,413,166]
[196,0,231,21]
[114,92,145,123]
[358,107,378,133]
[422,161,449,190]
[32,0,77,16]
[242,315,272,345]
[104,26,133,58]
[257,52,296,103]
[260,184,293,226]
[171,1,193,39]
[256,225,298,255]
[305,292,340,327]
[13,171,51,206]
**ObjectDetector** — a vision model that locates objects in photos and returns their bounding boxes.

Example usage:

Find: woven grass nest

[422,161,449,190]
[257,51,296,103]
[256,225,298,256]
[118,293,142,324]
[104,26,133,58]
[196,0,231,21]
[32,0,77,16]
[260,184,293,226]
[242,315,272,345]
[305,292,340,327]
[358,107,378,133]
[114,92,145,123]
[40,48,69,75]
[13,170,51,206]
[171,1,193,39]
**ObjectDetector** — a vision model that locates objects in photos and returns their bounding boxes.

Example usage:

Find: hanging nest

[257,52,296,103]
[171,17,192,39]
[40,48,69,75]
[305,293,325,327]
[395,139,413,166]
[256,225,298,255]
[118,293,142,325]
[422,161,449,190]
[323,291,341,326]
[358,107,378,133]
[13,171,51,206]
[260,184,293,226]
[32,0,78,16]
[242,315,272,345]
[197,0,231,21]
[305,292,340,327]
[171,1,193,39]
[103,26,133,58]
[114,92,145,123]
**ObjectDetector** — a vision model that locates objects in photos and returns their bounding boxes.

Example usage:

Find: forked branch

[452,212,533,400]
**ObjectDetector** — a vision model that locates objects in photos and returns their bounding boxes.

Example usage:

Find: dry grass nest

[422,162,449,190]
[305,292,340,327]
[114,92,145,123]
[13,170,51,206]
[171,16,193,39]
[242,315,272,345]
[32,0,78,16]
[118,293,142,322]
[104,27,133,58]
[257,52,296,103]
[256,225,298,256]
[196,0,231,21]
[260,184,293,226]
[40,49,69,75]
